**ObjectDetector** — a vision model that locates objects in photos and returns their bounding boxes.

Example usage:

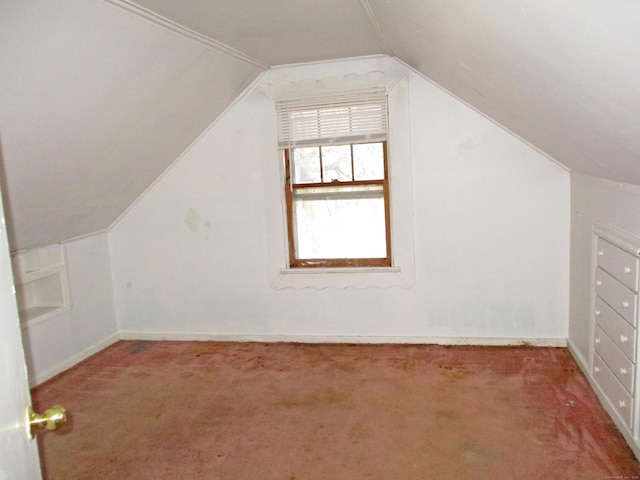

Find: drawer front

[593,354,634,430]
[595,296,637,358]
[597,237,639,292]
[594,325,635,393]
[596,268,638,326]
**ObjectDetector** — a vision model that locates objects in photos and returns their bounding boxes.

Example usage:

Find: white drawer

[593,354,634,430]
[597,237,639,292]
[595,296,637,358]
[596,268,638,326]
[594,325,635,393]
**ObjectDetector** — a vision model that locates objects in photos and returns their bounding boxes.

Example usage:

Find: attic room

[1,0,640,477]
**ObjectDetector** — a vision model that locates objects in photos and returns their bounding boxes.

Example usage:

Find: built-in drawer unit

[595,296,636,360]
[597,237,640,291]
[595,325,635,393]
[592,230,640,442]
[596,268,637,327]
[594,354,634,430]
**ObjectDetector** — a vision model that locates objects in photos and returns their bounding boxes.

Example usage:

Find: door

[0,190,42,478]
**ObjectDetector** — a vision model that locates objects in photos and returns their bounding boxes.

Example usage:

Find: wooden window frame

[284,142,392,269]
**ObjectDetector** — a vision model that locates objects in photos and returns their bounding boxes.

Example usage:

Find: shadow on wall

[0,131,17,251]
[0,131,37,375]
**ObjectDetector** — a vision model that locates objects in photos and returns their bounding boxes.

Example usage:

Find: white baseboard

[30,332,120,387]
[118,331,567,347]
[29,332,567,387]
[567,338,589,372]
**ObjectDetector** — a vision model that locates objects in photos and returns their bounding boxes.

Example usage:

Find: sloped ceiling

[0,0,264,250]
[371,0,640,185]
[1,0,639,251]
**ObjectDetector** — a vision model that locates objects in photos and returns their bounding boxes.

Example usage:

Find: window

[277,91,391,268]
[264,71,414,289]
[284,142,390,267]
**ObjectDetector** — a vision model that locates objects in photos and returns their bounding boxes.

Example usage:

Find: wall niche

[12,244,70,327]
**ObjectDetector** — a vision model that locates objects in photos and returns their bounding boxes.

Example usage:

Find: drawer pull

[595,338,601,344]
[624,266,632,274]
[620,335,628,343]
[619,400,627,408]
[598,250,604,256]
[596,280,602,287]
[595,309,601,316]
[620,368,628,376]
[594,366,601,373]
[622,301,630,308]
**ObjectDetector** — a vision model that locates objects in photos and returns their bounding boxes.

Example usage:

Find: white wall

[110,57,570,343]
[569,173,640,367]
[21,233,118,385]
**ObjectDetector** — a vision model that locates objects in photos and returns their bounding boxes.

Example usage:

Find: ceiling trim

[269,54,390,70]
[102,0,270,69]
[355,0,393,55]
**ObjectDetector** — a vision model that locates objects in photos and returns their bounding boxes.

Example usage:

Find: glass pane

[353,143,384,180]
[292,185,387,259]
[321,145,352,182]
[291,147,320,184]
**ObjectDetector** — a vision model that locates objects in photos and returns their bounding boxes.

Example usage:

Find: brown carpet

[32,341,640,479]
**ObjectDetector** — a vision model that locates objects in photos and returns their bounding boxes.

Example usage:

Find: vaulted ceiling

[1,0,639,251]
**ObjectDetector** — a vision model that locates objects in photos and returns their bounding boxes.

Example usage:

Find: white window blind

[277,90,387,148]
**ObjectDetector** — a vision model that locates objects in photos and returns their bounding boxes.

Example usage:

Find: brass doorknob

[28,405,67,438]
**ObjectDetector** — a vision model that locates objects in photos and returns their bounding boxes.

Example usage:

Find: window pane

[321,145,352,182]
[292,185,387,259]
[353,143,384,180]
[291,147,320,184]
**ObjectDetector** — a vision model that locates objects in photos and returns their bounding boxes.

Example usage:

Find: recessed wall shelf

[12,245,71,327]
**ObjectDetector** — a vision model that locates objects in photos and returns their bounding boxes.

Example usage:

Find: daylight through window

[277,91,391,268]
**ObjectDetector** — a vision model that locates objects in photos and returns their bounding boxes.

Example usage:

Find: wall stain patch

[185,208,200,232]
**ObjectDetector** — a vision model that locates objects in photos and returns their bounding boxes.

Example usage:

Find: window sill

[273,265,411,289]
[280,266,401,275]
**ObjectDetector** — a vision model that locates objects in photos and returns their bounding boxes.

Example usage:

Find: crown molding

[355,0,393,56]
[102,0,269,69]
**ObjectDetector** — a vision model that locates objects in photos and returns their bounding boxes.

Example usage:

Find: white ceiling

[0,0,262,250]
[1,0,639,250]
[129,0,390,65]
[373,0,640,185]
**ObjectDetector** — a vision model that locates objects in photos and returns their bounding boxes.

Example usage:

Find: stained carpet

[31,341,640,479]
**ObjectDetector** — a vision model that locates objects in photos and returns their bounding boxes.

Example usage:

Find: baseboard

[29,331,567,386]
[566,338,589,372]
[30,332,120,387]
[118,331,567,347]
[27,332,567,388]
[33,331,640,458]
